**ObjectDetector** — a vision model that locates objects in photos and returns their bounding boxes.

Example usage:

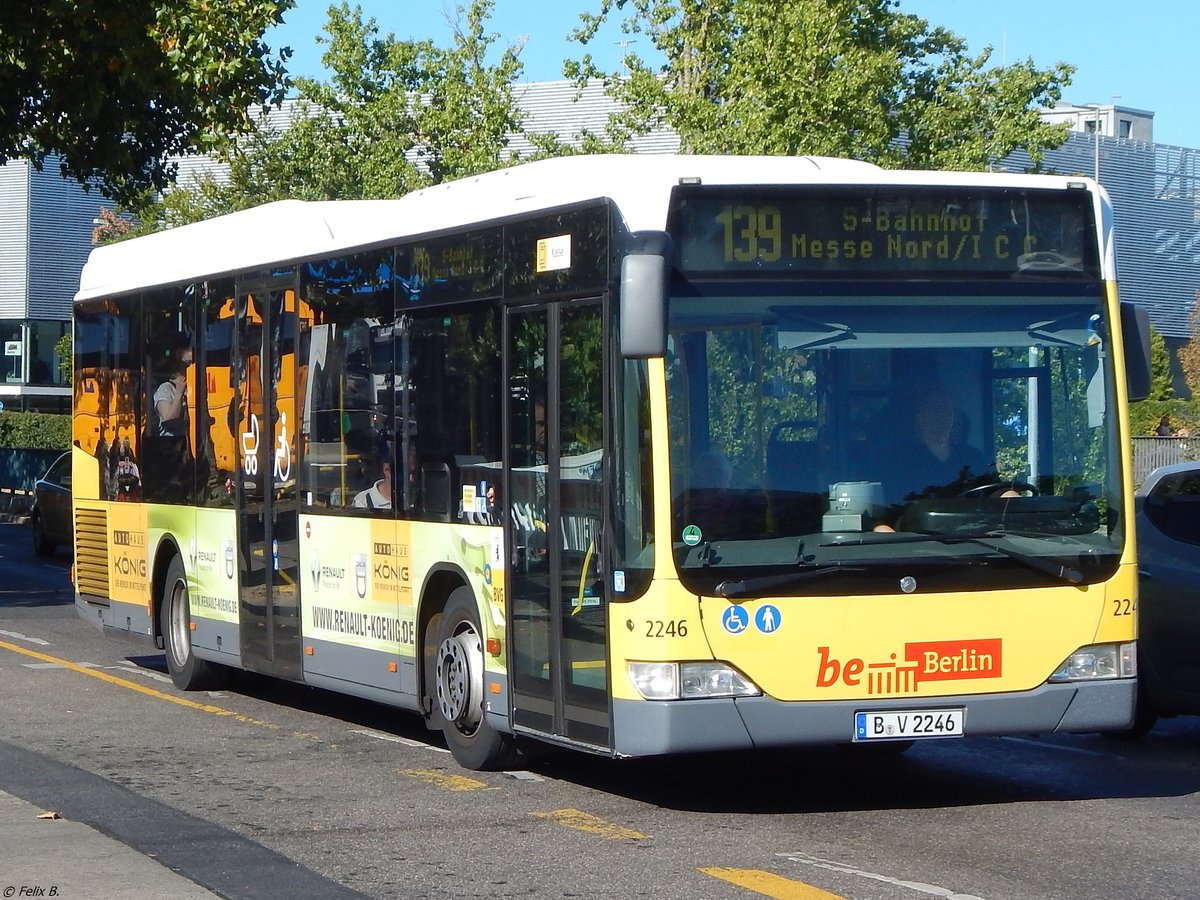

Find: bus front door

[506,300,611,751]
[233,277,303,681]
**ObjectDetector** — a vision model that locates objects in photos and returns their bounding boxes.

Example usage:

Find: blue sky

[268,1,1198,149]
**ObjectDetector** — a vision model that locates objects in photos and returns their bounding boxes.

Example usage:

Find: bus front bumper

[611,679,1136,757]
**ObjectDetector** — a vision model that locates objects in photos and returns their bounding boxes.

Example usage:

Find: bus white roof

[76,154,1111,302]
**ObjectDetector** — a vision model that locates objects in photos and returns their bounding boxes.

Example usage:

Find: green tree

[1178,293,1200,400]
[1128,321,1200,438]
[0,1,294,204]
[178,0,538,213]
[1149,325,1175,402]
[126,174,235,237]
[566,0,1073,169]
[54,333,72,384]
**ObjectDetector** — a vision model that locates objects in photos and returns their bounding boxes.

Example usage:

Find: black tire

[160,554,226,691]
[427,587,517,771]
[31,513,55,556]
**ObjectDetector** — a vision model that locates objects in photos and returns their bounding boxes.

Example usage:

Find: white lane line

[351,728,450,752]
[781,851,987,900]
[0,629,50,646]
[106,665,175,685]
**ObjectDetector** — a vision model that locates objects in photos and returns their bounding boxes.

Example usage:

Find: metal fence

[1132,436,1200,487]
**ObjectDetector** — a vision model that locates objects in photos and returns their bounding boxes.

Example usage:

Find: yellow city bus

[73,155,1153,769]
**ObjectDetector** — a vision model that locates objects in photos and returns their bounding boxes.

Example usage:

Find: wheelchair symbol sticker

[722,605,750,635]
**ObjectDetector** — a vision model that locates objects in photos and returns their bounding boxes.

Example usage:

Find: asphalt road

[2,521,1200,900]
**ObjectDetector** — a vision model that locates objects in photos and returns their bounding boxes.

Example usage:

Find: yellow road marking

[532,808,648,840]
[701,868,846,899]
[401,768,491,791]
[0,640,278,729]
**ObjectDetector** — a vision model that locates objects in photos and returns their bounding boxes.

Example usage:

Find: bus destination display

[673,188,1098,278]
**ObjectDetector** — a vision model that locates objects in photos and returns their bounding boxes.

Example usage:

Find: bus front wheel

[428,587,516,771]
[160,555,225,691]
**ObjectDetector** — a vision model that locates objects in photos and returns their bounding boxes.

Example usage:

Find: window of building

[27,321,70,386]
[2,321,23,384]
[1119,119,1133,139]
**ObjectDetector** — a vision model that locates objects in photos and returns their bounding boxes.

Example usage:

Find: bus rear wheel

[160,554,225,691]
[428,587,517,771]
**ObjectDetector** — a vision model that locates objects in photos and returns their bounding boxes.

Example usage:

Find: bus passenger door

[233,276,303,680]
[506,300,610,751]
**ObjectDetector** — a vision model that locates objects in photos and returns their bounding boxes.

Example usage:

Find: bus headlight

[628,661,761,700]
[1048,642,1136,682]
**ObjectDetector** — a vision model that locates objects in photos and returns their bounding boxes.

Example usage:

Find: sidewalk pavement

[0,790,220,900]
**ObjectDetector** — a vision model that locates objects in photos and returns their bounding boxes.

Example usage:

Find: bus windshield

[665,283,1124,596]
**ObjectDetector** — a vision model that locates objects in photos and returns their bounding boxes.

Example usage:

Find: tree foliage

[566,0,1074,169]
[0,412,71,450]
[191,0,536,211]
[90,207,131,245]
[1178,293,1200,400]
[1129,318,1200,437]
[0,0,294,204]
[1149,325,1175,402]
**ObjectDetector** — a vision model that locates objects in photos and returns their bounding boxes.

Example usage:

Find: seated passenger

[353,460,392,510]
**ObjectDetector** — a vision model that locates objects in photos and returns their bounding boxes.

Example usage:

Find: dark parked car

[30,451,72,556]
[1133,461,1200,732]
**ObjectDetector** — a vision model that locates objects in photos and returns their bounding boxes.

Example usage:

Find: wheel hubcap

[168,579,190,669]
[436,623,483,733]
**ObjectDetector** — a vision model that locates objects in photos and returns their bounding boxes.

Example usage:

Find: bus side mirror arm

[1120,301,1152,403]
[620,231,671,359]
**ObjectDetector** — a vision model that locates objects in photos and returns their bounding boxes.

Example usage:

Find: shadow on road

[120,648,1200,816]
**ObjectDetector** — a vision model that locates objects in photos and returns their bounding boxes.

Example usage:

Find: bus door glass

[506,300,610,749]
[234,276,302,680]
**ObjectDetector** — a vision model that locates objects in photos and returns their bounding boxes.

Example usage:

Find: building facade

[1027,104,1200,391]
[0,158,94,412]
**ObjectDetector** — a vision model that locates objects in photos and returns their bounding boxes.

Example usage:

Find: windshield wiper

[716,564,868,599]
[824,531,1084,585]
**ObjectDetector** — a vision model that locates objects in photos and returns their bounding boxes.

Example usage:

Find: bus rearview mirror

[1120,301,1152,403]
[620,232,670,359]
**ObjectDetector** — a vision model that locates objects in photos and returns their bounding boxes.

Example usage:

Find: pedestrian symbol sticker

[755,604,781,634]
[722,605,750,635]
[682,525,703,546]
